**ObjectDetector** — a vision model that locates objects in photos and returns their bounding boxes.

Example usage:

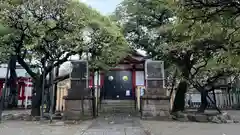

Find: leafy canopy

[0,0,129,78]
[114,0,239,87]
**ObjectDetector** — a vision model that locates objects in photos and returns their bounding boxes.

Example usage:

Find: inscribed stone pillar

[63,61,94,120]
[141,60,171,120]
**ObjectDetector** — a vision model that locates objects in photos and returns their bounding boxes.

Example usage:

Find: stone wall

[63,99,94,120]
[141,97,171,120]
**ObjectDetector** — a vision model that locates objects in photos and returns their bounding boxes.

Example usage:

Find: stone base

[172,111,240,124]
[141,97,171,120]
[63,99,94,120]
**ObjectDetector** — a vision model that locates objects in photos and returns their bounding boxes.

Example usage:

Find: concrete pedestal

[141,96,171,120]
[63,88,95,120]
[63,98,94,120]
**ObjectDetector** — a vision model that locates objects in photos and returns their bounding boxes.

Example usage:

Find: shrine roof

[119,50,148,64]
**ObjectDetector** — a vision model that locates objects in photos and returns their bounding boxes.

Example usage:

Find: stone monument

[141,60,171,120]
[63,61,95,120]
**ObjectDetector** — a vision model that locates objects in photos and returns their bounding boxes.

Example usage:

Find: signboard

[126,90,130,96]
[145,60,164,80]
[145,60,165,95]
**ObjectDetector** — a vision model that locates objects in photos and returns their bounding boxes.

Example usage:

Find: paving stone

[103,131,125,135]
[83,131,104,135]
[125,127,146,135]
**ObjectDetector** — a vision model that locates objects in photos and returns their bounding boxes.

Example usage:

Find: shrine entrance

[103,71,133,100]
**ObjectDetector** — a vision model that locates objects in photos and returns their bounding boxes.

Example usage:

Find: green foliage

[0,24,13,63]
[0,24,12,36]
[77,2,130,70]
[0,0,128,76]
[115,0,239,88]
[114,0,173,59]
[165,1,240,82]
[169,0,240,69]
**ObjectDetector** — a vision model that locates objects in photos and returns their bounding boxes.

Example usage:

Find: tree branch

[45,74,70,89]
[17,56,38,80]
[45,51,75,75]
[191,57,209,78]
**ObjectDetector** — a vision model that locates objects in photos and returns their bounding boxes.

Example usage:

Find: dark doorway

[103,71,133,100]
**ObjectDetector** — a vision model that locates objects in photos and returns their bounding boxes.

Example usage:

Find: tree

[0,4,17,108]
[0,0,128,116]
[114,0,194,112]
[113,0,173,60]
[176,0,240,66]
[114,0,238,113]
[168,0,240,112]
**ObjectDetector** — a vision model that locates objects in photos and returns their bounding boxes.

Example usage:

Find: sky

[80,0,123,15]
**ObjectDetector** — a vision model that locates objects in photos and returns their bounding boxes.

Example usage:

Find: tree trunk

[198,90,208,113]
[31,78,42,116]
[46,71,53,113]
[53,66,59,113]
[45,87,51,113]
[169,69,177,97]
[8,55,18,108]
[172,80,188,113]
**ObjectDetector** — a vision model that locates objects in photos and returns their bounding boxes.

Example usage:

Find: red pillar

[100,73,104,87]
[132,65,136,97]
[17,78,26,107]
[0,80,3,96]
[89,73,93,88]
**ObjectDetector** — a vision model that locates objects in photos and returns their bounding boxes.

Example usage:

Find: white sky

[79,0,123,15]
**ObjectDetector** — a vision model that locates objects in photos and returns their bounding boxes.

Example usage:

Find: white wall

[136,71,145,86]
[0,68,29,78]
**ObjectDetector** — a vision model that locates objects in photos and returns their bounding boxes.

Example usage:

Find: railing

[185,91,240,109]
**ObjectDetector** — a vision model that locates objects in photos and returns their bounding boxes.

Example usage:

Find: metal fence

[185,91,240,109]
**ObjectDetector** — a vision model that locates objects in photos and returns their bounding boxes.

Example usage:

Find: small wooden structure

[56,79,70,112]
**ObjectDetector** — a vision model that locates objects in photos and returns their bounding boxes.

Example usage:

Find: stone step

[99,106,135,110]
[101,100,135,105]
[100,107,135,110]
[101,101,135,106]
[100,104,135,107]
[99,108,137,113]
[100,104,135,109]
[99,100,136,113]
[98,111,140,117]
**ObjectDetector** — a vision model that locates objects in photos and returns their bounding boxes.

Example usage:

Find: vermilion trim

[21,83,25,105]
[18,97,32,100]
[109,68,133,71]
[0,83,3,96]
[89,74,93,88]
[132,68,136,96]
[100,73,104,87]
[144,70,146,86]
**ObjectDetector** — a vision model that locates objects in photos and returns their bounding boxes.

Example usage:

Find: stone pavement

[86,113,146,135]
[141,120,240,135]
[0,120,93,135]
[1,111,240,135]
[0,113,147,135]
